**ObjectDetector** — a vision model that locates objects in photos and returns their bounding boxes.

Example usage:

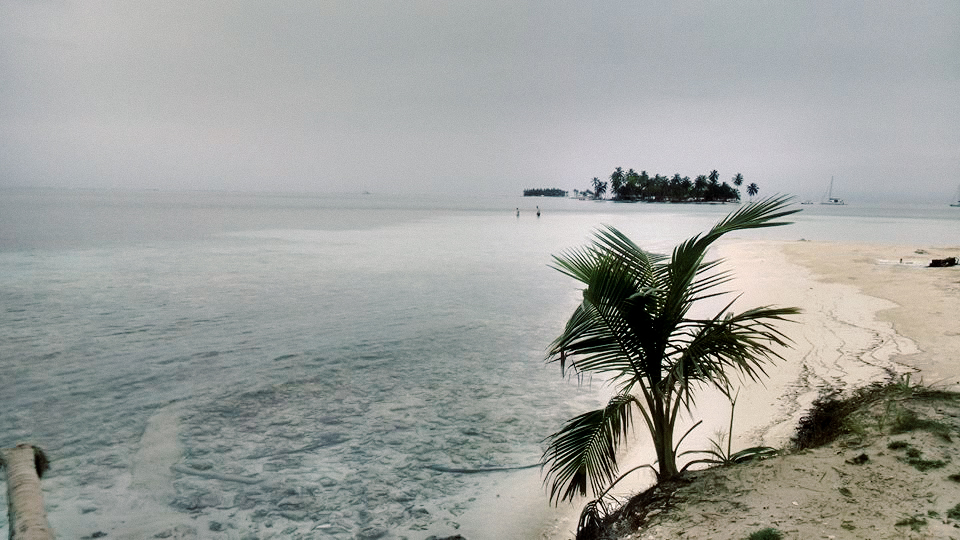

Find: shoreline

[5,238,956,539]
[780,240,960,388]
[539,238,959,539]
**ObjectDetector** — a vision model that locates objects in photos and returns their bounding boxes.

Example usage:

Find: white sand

[781,241,960,387]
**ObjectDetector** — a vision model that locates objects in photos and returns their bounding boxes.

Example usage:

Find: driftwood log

[1,444,54,540]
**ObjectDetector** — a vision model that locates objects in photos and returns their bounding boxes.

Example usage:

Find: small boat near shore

[821,176,845,205]
[950,185,960,207]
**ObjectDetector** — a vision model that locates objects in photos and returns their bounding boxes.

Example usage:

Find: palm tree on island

[747,182,759,200]
[541,196,799,534]
[609,168,625,197]
[592,177,608,200]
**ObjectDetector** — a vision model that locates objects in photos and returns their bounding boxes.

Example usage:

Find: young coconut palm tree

[542,196,800,507]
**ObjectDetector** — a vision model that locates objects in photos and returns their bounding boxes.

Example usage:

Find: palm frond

[552,226,662,289]
[683,267,736,306]
[575,499,605,540]
[681,195,799,260]
[591,225,663,284]
[548,301,640,377]
[542,393,640,504]
[551,245,605,284]
[549,244,657,379]
[668,304,800,404]
[680,446,779,470]
[662,196,797,324]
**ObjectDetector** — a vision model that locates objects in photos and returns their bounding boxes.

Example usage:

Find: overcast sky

[1,2,957,201]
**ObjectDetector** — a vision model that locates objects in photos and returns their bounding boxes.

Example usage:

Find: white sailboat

[951,185,960,207]
[821,176,845,205]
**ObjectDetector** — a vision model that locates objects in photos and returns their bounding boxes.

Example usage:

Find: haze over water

[1,188,957,539]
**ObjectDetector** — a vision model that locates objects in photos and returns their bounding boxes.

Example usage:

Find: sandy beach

[559,238,960,540]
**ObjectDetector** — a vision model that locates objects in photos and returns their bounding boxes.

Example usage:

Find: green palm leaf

[663,195,798,321]
[541,393,640,504]
[669,303,799,406]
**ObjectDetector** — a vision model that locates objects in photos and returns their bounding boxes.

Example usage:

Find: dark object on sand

[845,453,870,465]
[929,257,958,267]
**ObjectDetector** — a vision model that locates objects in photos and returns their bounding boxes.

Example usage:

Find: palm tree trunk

[656,430,678,479]
[652,405,679,480]
[2,444,54,540]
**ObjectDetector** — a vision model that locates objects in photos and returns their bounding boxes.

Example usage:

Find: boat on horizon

[821,176,845,205]
[951,185,960,207]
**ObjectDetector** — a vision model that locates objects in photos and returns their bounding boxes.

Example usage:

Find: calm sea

[1,188,957,539]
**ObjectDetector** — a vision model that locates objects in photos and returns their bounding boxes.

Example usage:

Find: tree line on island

[593,168,759,202]
[525,168,761,203]
[523,188,569,197]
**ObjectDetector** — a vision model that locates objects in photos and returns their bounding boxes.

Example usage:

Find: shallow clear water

[1,189,957,538]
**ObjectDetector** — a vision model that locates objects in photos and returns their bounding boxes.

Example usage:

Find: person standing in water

[536,206,541,217]
[516,208,520,218]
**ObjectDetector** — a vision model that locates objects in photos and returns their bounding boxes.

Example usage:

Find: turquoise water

[1,189,957,539]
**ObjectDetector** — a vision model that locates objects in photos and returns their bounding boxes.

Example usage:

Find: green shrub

[892,409,953,441]
[792,391,854,449]
[910,458,948,472]
[895,515,927,531]
[947,503,960,520]
[745,528,783,540]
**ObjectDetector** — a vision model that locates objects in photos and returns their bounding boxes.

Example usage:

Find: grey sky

[1,2,957,201]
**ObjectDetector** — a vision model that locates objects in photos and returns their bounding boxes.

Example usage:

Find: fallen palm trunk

[1,444,53,540]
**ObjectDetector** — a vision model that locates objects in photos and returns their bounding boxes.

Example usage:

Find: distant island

[523,188,568,197]
[523,168,762,203]
[583,167,759,203]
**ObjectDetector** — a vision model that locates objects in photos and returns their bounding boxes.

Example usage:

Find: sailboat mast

[821,176,845,205]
